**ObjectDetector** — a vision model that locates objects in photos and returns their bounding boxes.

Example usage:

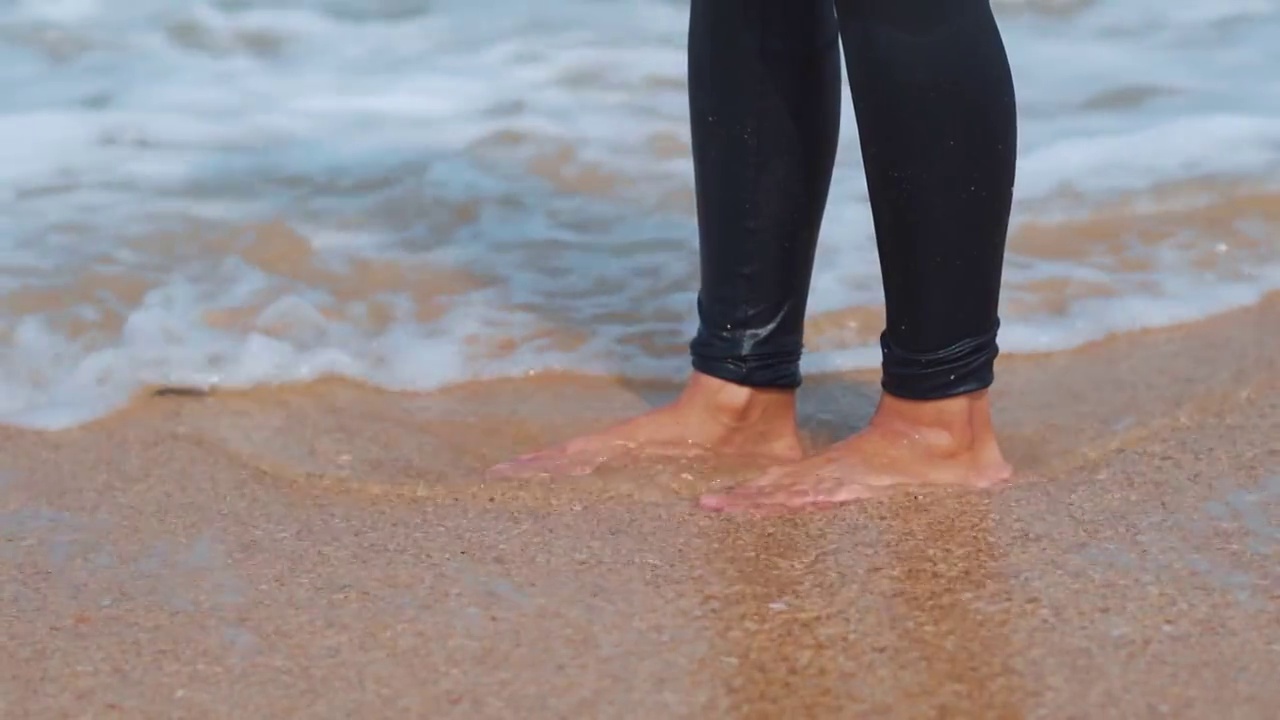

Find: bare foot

[485,372,805,479]
[699,390,1013,512]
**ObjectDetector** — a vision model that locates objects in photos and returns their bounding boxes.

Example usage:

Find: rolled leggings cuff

[880,322,1000,401]
[689,334,803,389]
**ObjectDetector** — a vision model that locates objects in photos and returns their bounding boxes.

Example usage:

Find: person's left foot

[698,391,1014,512]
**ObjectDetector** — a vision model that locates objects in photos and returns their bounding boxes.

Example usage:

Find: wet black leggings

[687,0,1017,400]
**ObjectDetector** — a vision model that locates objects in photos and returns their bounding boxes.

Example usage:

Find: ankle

[869,391,996,452]
[678,372,797,427]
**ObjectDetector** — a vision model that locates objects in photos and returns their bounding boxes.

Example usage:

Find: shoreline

[8,287,1279,440]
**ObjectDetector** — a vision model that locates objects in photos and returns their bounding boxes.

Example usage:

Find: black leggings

[686,0,1017,400]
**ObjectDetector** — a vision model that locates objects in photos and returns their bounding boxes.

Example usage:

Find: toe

[697,484,768,511]
[698,478,807,512]
[698,470,884,512]
[484,450,563,480]
[484,461,542,481]
[485,444,615,480]
[696,491,736,511]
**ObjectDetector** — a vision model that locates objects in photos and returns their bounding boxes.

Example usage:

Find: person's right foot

[484,372,805,479]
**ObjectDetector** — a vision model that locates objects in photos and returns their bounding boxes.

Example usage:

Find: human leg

[701,0,1019,510]
[486,0,843,478]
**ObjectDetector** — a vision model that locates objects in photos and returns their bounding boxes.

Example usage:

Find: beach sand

[2,294,1278,719]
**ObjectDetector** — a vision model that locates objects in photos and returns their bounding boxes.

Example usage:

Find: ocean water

[1,0,1279,428]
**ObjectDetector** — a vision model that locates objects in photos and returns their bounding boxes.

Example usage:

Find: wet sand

[2,295,1278,719]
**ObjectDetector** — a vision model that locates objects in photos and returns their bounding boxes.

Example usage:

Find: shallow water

[1,0,1279,428]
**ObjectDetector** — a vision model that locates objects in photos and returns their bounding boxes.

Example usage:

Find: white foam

[1,0,1279,428]
[1017,114,1280,198]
